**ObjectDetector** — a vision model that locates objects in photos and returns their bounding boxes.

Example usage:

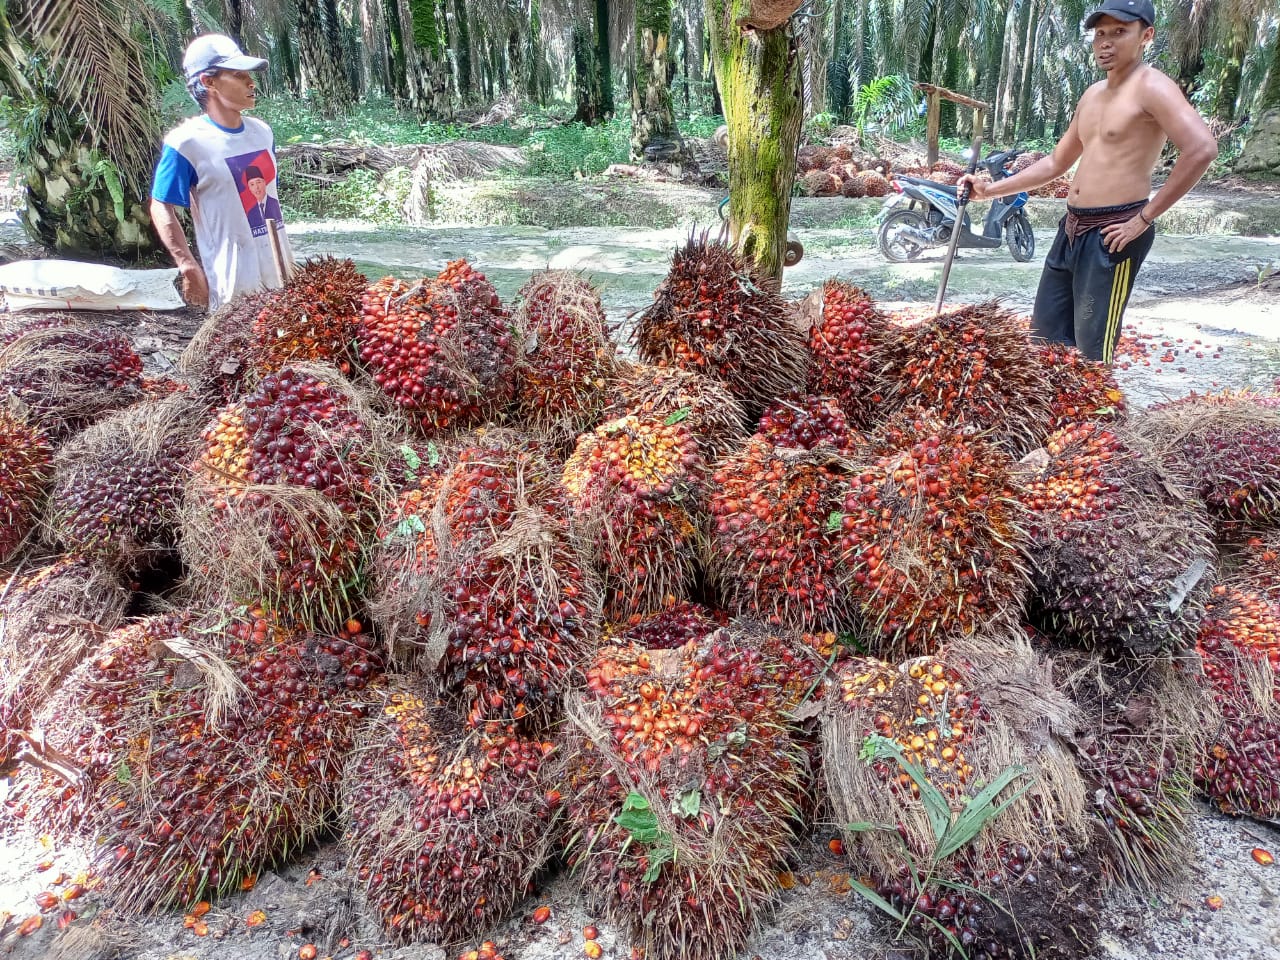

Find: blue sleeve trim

[151,144,197,207]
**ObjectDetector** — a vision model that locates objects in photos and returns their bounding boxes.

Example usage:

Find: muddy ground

[2,184,1280,960]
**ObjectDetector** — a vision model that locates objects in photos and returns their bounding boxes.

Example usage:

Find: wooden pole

[265,218,292,285]
[926,90,941,168]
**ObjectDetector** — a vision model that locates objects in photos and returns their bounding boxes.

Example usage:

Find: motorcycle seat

[894,175,959,196]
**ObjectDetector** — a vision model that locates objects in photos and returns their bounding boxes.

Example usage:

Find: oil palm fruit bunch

[0,319,143,440]
[10,608,382,912]
[805,280,889,426]
[357,260,515,435]
[1135,391,1280,536]
[1192,585,1280,818]
[0,407,53,563]
[179,290,272,404]
[1235,532,1280,601]
[563,414,707,620]
[564,632,806,960]
[183,366,377,630]
[609,599,727,650]
[876,303,1052,457]
[344,689,559,944]
[756,393,864,452]
[48,395,199,571]
[854,170,891,197]
[839,418,1028,656]
[251,256,367,376]
[0,559,128,766]
[708,437,855,632]
[606,361,747,461]
[634,235,807,416]
[513,271,617,445]
[1036,342,1127,432]
[1019,421,1217,657]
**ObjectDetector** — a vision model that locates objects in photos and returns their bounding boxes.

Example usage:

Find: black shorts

[1031,205,1155,364]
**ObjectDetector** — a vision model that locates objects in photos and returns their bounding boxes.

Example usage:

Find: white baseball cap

[182,34,267,81]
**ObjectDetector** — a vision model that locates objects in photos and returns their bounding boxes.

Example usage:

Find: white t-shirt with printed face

[151,114,293,310]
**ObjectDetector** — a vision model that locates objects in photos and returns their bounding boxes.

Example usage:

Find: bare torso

[1068,65,1167,208]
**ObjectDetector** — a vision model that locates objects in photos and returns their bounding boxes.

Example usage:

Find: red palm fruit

[756,393,864,452]
[0,408,53,562]
[356,260,515,435]
[840,417,1028,657]
[344,689,558,945]
[563,415,706,620]
[709,437,855,632]
[513,270,617,445]
[564,631,807,960]
[1036,342,1127,432]
[611,600,728,651]
[606,361,748,462]
[875,303,1053,456]
[853,170,890,197]
[634,234,807,416]
[804,280,890,426]
[251,256,367,375]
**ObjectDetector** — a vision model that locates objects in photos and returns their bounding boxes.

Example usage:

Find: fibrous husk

[562,630,807,960]
[343,688,559,944]
[356,260,516,436]
[178,290,270,404]
[634,234,808,417]
[181,365,381,631]
[563,415,707,620]
[840,415,1029,657]
[1133,390,1280,537]
[0,405,53,564]
[708,438,856,632]
[513,270,617,446]
[47,394,202,571]
[755,393,865,452]
[1019,421,1218,658]
[0,558,129,765]
[875,303,1053,457]
[606,361,748,462]
[803,280,890,427]
[0,318,143,440]
[1037,342,1127,433]
[371,434,600,727]
[8,607,382,913]
[822,633,1094,960]
[250,256,367,376]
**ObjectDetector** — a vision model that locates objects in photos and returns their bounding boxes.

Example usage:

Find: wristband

[1138,208,1153,226]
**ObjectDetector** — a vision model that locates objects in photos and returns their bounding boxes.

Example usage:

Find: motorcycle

[876,149,1034,264]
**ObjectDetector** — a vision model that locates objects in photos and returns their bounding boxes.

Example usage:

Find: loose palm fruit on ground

[1037,342,1127,432]
[344,689,558,945]
[563,415,706,620]
[709,437,855,632]
[357,261,515,435]
[634,234,807,417]
[755,393,864,452]
[0,408,52,563]
[563,631,807,960]
[875,303,1053,457]
[250,256,367,375]
[804,280,889,426]
[606,361,748,461]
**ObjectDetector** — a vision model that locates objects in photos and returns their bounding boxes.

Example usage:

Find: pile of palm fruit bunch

[795,142,892,198]
[803,279,891,426]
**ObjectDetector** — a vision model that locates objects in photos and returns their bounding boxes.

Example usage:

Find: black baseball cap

[1085,0,1156,28]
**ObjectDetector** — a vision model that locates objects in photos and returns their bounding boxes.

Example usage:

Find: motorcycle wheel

[878,209,930,263]
[1006,212,1035,262]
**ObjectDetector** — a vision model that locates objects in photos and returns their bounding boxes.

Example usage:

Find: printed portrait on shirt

[225,149,282,237]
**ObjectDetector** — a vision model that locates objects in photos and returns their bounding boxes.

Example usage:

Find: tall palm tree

[631,0,684,160]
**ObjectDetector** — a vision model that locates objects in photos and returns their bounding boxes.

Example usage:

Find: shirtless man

[961,0,1217,363]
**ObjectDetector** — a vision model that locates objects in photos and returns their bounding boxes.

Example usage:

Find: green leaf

[115,759,131,784]
[400,443,422,472]
[642,844,674,884]
[664,406,691,425]
[936,766,1031,861]
[426,441,441,467]
[847,876,906,923]
[393,515,427,539]
[825,510,844,534]
[677,789,701,819]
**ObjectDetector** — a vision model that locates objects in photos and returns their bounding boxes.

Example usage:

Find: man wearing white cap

[150,34,292,310]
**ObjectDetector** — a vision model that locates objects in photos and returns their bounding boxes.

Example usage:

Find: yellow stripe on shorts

[1103,257,1131,364]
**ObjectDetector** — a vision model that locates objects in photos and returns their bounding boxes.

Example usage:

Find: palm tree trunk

[632,0,685,162]
[383,0,408,99]
[452,0,472,101]
[298,0,354,114]
[573,22,606,123]
[595,0,615,116]
[995,0,1023,141]
[1234,25,1280,173]
[404,0,452,120]
[224,0,244,46]
[707,0,804,283]
[1214,27,1248,122]
[1014,0,1040,136]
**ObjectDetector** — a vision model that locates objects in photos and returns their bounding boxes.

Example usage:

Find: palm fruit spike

[182,366,377,631]
[823,646,1096,960]
[755,393,864,452]
[8,608,382,912]
[1193,585,1280,819]
[1019,421,1217,657]
[251,256,368,376]
[384,437,599,727]
[606,361,747,462]
[804,280,889,426]
[564,631,807,960]
[1136,391,1280,536]
[513,270,617,445]
[0,320,143,440]
[610,600,728,650]
[0,407,53,563]
[634,234,807,416]
[1036,342,1127,432]
[875,302,1053,457]
[839,417,1028,657]
[563,414,706,620]
[709,437,855,632]
[344,689,558,945]
[356,260,515,436]
[0,559,129,766]
[48,395,199,572]
[179,290,272,404]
